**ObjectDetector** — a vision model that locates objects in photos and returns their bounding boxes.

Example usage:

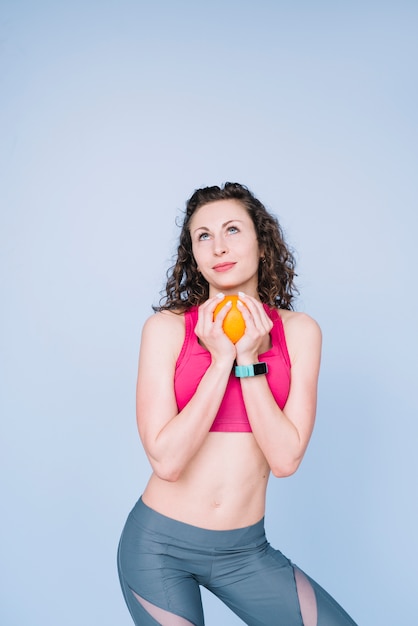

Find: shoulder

[142,309,186,334]
[277,310,322,362]
[140,310,186,358]
[278,309,321,337]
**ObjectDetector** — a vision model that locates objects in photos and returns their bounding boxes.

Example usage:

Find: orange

[213,295,246,343]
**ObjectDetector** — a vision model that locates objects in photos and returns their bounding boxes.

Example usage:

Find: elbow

[145,441,184,482]
[152,459,183,483]
[270,457,302,478]
[155,469,182,483]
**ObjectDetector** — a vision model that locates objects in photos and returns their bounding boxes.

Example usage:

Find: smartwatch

[234,362,268,378]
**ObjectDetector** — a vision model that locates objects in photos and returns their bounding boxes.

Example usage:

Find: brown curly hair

[155,182,298,311]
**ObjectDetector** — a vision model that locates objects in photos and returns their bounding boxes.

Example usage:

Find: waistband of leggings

[131,497,266,548]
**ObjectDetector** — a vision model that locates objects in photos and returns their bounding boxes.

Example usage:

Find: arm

[136,297,236,482]
[236,295,322,477]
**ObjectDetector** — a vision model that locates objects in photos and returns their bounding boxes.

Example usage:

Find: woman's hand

[194,294,237,365]
[235,292,273,364]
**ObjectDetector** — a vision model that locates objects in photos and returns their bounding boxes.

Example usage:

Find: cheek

[191,246,206,271]
[190,242,199,260]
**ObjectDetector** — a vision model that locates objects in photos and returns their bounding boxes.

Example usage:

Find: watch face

[253,362,268,375]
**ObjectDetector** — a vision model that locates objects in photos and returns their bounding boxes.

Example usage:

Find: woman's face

[189,199,262,298]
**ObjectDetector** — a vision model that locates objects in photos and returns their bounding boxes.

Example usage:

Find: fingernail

[216,292,225,299]
[238,291,246,297]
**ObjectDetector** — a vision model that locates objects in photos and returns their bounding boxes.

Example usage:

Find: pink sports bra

[174,305,291,432]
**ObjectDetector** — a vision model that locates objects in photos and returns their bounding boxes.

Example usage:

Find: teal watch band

[234,362,268,378]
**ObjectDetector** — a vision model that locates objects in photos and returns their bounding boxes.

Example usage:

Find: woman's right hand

[194,294,236,365]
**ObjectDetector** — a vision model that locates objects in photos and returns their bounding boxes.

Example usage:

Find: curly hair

[154,182,298,311]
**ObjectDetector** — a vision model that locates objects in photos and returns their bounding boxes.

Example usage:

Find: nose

[213,236,228,256]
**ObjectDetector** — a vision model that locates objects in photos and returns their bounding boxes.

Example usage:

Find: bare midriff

[142,432,270,530]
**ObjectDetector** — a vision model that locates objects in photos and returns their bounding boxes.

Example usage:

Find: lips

[212,262,236,272]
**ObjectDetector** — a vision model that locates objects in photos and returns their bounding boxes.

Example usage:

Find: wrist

[210,355,236,371]
[235,352,259,366]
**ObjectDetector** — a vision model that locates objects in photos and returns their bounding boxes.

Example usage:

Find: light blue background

[1,1,417,624]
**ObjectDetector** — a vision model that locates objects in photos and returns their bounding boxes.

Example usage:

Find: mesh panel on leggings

[294,567,318,626]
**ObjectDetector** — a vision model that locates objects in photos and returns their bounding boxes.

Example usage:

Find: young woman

[117,183,358,626]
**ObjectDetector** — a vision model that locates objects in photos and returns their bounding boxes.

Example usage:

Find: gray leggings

[117,498,357,626]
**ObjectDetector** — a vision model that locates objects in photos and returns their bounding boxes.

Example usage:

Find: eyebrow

[192,219,244,234]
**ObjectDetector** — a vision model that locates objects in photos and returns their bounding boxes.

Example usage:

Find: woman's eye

[198,232,210,241]
[227,226,239,234]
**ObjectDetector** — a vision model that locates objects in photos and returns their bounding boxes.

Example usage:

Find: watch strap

[234,362,268,378]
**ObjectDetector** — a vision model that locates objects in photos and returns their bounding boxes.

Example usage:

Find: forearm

[240,376,305,477]
[147,360,233,481]
[235,306,320,477]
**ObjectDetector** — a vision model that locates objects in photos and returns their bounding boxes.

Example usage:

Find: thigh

[209,542,303,626]
[117,506,204,626]
[209,543,358,626]
[296,567,358,626]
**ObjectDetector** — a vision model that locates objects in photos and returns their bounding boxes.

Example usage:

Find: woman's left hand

[235,292,273,363]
